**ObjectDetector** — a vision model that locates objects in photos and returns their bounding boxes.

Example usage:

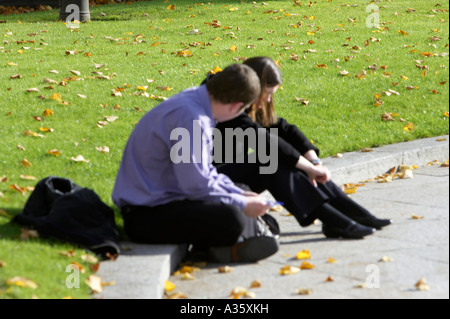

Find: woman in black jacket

[213,57,391,238]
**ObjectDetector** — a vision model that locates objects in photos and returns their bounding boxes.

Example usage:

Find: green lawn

[0,0,448,298]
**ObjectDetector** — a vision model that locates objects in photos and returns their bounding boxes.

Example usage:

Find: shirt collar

[198,84,214,123]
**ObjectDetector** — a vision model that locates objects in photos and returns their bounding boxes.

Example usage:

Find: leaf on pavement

[415,278,430,291]
[279,265,300,275]
[229,286,255,299]
[299,261,315,269]
[296,249,311,260]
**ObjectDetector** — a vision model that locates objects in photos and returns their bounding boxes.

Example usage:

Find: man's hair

[206,64,261,109]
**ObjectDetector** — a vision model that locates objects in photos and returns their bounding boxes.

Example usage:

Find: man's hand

[242,190,258,197]
[243,196,270,218]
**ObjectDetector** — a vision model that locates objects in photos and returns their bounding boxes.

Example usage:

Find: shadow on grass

[0,208,22,239]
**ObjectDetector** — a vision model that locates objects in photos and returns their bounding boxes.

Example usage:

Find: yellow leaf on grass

[176,50,193,57]
[6,276,38,289]
[156,86,172,91]
[95,146,110,154]
[20,158,32,167]
[42,108,54,117]
[22,130,44,138]
[48,149,61,156]
[71,261,85,274]
[10,184,28,195]
[71,155,90,163]
[39,127,54,133]
[104,115,118,122]
[167,4,176,10]
[403,122,415,132]
[208,66,222,74]
[355,70,366,79]
[229,45,238,52]
[296,250,311,260]
[20,175,37,181]
[420,52,435,57]
[49,92,62,102]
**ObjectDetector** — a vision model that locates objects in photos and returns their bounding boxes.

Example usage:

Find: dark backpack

[12,176,120,259]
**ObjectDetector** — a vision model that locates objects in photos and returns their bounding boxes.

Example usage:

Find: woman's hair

[206,63,261,110]
[243,57,282,127]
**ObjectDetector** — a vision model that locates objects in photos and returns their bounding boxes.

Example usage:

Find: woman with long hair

[213,56,391,239]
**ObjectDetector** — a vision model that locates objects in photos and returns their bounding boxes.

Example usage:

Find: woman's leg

[218,163,328,226]
[314,202,375,239]
[314,180,391,229]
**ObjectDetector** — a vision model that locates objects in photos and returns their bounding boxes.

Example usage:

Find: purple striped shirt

[112,85,248,210]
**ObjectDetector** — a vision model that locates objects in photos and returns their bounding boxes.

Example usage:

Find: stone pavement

[97,135,449,299]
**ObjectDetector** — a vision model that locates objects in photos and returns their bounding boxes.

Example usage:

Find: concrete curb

[324,135,449,185]
[97,243,188,299]
[97,135,449,299]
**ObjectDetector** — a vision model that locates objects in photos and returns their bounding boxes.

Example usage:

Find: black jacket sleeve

[270,117,320,157]
[214,114,301,168]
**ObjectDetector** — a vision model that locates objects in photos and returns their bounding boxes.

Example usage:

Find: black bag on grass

[12,176,120,259]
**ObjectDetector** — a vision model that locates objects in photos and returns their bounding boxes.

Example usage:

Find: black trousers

[217,162,366,227]
[121,200,259,249]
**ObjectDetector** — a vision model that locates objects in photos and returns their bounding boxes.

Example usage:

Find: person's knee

[214,205,246,244]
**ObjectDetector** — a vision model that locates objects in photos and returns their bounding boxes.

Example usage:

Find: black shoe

[208,236,279,263]
[322,222,375,239]
[353,217,392,230]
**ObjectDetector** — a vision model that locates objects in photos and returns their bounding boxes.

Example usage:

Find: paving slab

[97,243,187,299]
[97,135,449,299]
[168,163,449,299]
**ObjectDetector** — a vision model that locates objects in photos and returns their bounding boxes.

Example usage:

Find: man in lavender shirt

[112,64,279,263]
